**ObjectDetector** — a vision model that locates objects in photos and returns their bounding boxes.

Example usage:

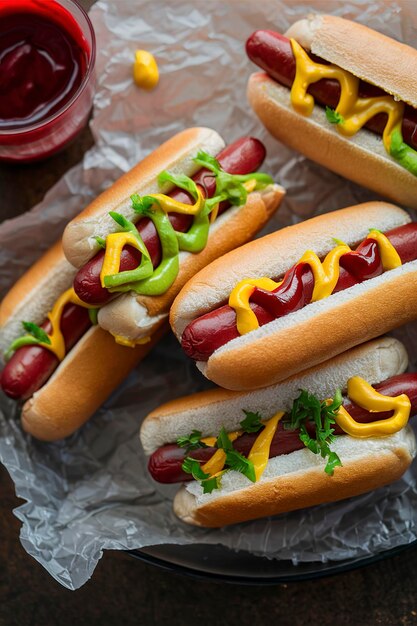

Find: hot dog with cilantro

[140,338,416,527]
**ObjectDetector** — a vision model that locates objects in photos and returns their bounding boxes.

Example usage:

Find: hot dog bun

[1,128,282,440]
[140,337,416,527]
[0,239,167,440]
[247,15,417,209]
[97,183,283,341]
[62,126,284,342]
[175,427,415,527]
[170,202,417,390]
[63,128,225,268]
[21,322,167,441]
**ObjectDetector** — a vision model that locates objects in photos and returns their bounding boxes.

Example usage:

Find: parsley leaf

[181,457,210,481]
[225,449,256,482]
[202,475,222,494]
[216,427,234,452]
[95,236,106,249]
[240,410,264,433]
[290,388,343,475]
[325,106,345,125]
[131,194,157,216]
[176,430,208,452]
[22,321,51,345]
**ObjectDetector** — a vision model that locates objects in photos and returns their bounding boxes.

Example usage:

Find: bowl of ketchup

[0,0,96,162]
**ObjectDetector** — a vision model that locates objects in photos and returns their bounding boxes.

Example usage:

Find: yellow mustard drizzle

[133,50,159,90]
[229,231,401,335]
[290,38,404,155]
[100,188,206,289]
[334,376,411,437]
[112,334,151,348]
[248,412,284,481]
[100,231,148,289]
[42,288,96,361]
[194,378,411,487]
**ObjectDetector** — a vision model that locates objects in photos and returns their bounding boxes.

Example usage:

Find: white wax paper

[1,0,417,590]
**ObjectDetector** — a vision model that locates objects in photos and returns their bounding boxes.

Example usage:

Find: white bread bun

[175,426,416,527]
[247,15,417,209]
[141,336,407,454]
[97,183,284,340]
[170,202,416,390]
[62,128,226,268]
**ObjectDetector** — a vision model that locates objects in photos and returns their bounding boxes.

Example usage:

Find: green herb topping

[194,151,273,214]
[240,410,264,433]
[288,388,343,475]
[176,430,208,452]
[22,321,51,345]
[181,457,221,494]
[325,106,345,125]
[4,321,52,361]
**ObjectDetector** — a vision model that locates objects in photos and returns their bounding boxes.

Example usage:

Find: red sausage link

[181,224,417,362]
[73,137,267,305]
[148,373,417,483]
[1,304,91,400]
[246,30,417,151]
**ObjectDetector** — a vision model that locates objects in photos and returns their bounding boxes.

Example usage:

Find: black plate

[129,540,417,584]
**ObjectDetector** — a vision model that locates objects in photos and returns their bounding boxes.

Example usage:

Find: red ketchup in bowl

[0,0,96,162]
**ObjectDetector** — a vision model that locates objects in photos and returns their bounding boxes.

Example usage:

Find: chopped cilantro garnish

[289,388,343,475]
[225,449,256,483]
[22,321,51,345]
[240,410,264,433]
[216,426,234,452]
[176,430,208,452]
[202,475,222,494]
[181,457,210,481]
[131,194,156,216]
[325,106,345,125]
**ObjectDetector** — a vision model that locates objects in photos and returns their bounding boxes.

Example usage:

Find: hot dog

[62,129,283,344]
[140,338,417,527]
[0,128,284,440]
[170,202,417,390]
[246,15,417,209]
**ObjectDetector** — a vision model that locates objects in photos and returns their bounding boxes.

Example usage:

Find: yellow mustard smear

[133,50,159,90]
[229,230,401,335]
[289,38,404,155]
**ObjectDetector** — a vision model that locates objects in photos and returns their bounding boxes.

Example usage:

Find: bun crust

[173,427,415,527]
[247,73,417,210]
[98,184,284,340]
[21,322,167,441]
[62,128,225,268]
[285,15,417,109]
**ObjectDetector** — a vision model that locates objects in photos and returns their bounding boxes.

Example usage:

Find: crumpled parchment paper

[1,0,417,590]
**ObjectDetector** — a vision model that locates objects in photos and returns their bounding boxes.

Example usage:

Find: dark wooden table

[2,2,417,624]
